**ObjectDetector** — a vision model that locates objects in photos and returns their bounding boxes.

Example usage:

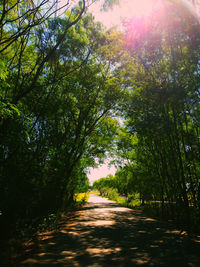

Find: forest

[0,0,200,245]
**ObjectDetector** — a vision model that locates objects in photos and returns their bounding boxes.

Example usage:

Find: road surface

[20,194,200,266]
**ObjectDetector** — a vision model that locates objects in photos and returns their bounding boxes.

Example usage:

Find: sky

[87,162,116,185]
[58,0,164,28]
[88,0,159,28]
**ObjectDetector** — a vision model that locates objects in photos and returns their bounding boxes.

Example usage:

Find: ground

[18,194,200,266]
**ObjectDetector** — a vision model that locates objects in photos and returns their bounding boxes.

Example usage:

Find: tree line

[0,0,121,236]
[93,0,200,232]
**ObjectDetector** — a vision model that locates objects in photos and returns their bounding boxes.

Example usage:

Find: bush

[74,193,89,205]
[99,187,118,201]
[107,188,118,201]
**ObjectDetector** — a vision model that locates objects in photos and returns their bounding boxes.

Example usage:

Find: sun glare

[122,0,158,18]
[90,0,199,29]
[89,0,163,28]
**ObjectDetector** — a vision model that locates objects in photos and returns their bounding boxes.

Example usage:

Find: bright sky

[89,0,198,28]
[87,161,116,185]
[58,0,163,28]
[89,0,159,28]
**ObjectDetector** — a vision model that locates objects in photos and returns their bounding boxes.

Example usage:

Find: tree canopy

[0,0,200,235]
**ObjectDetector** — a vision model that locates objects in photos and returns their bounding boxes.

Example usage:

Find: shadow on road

[19,195,200,266]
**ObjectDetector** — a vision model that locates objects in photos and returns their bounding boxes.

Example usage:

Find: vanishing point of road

[20,194,200,266]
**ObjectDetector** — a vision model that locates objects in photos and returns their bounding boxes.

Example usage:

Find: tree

[0,7,124,234]
[118,0,200,230]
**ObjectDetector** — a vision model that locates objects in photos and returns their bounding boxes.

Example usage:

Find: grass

[114,196,141,208]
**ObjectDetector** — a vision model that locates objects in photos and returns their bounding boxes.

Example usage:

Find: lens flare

[121,0,161,19]
[123,0,199,50]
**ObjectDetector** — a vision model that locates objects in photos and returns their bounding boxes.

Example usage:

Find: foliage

[112,0,200,232]
[1,0,200,242]
[74,193,90,205]
[98,187,119,201]
[93,0,200,233]
[0,2,124,238]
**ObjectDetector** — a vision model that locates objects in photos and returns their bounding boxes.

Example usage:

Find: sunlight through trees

[0,0,200,243]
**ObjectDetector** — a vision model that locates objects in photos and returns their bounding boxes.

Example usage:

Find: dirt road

[20,194,200,266]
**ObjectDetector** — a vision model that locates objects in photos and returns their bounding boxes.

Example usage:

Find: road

[20,194,200,266]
